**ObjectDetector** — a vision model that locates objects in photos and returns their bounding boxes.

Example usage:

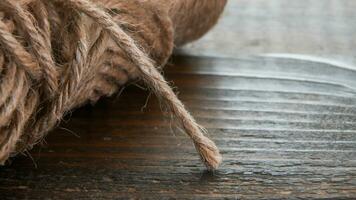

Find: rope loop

[0,0,222,170]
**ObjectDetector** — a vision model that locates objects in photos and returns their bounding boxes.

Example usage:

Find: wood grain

[1,1,356,199]
[180,0,356,66]
[1,55,356,199]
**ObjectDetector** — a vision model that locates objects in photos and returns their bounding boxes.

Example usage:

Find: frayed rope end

[194,136,222,170]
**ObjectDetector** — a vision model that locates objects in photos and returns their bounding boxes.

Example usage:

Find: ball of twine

[0,0,226,170]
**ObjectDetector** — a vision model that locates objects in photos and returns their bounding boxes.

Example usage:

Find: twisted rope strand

[0,19,41,79]
[0,0,222,170]
[0,0,58,94]
[58,0,221,169]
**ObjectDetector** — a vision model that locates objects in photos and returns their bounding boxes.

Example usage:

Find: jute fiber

[0,0,227,170]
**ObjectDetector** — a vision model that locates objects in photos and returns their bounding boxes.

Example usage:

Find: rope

[0,0,223,170]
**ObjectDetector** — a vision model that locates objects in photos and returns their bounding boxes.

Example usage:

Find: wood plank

[1,1,356,199]
[180,0,356,66]
[1,55,356,199]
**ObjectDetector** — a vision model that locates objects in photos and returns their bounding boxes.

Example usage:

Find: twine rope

[0,0,222,170]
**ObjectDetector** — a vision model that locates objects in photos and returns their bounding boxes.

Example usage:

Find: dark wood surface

[1,1,356,199]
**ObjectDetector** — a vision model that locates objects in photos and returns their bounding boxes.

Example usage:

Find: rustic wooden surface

[181,0,356,66]
[1,1,356,199]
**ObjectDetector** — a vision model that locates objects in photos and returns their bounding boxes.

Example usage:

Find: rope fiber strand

[0,0,226,170]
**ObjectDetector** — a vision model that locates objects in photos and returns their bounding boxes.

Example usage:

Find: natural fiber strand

[0,0,226,170]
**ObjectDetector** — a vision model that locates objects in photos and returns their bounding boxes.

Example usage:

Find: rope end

[194,137,222,170]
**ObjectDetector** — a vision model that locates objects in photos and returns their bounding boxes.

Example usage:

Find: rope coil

[0,0,225,170]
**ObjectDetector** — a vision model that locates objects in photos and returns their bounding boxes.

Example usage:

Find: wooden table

[1,1,356,199]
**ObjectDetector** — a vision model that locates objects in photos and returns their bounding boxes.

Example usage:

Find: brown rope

[0,0,225,170]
